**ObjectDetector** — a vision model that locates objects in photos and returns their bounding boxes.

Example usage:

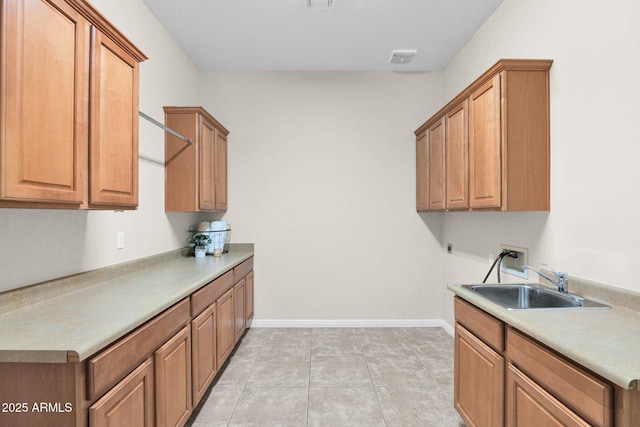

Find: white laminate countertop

[448,283,640,391]
[0,248,254,364]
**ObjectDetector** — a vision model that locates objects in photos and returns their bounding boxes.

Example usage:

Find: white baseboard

[250,319,455,336]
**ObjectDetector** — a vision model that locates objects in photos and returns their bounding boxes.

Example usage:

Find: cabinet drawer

[506,327,612,427]
[87,298,190,400]
[191,270,234,317]
[233,257,253,282]
[454,297,504,352]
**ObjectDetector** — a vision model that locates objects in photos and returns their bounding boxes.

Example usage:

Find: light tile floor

[186,327,466,427]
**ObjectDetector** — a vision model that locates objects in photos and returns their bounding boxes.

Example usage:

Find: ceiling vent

[389,50,417,64]
[306,0,333,9]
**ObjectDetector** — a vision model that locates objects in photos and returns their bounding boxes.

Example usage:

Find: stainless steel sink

[461,284,610,310]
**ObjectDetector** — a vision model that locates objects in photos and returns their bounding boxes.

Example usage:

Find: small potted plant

[187,234,212,258]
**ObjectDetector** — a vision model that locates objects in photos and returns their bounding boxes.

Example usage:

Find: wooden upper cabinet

[446,100,469,210]
[198,117,216,211]
[89,27,139,208]
[214,130,228,211]
[415,131,429,212]
[1,0,88,206]
[469,74,502,209]
[164,106,229,212]
[415,59,552,212]
[428,118,446,211]
[0,0,146,209]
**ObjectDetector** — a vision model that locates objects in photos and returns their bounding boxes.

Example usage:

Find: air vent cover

[306,0,333,9]
[389,50,417,64]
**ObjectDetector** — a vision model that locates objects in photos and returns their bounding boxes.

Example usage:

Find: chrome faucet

[523,265,569,293]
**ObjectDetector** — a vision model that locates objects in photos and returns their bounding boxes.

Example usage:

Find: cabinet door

[234,278,246,342]
[446,100,469,209]
[89,28,139,207]
[469,73,502,209]
[455,323,504,427]
[198,117,216,211]
[428,118,446,211]
[155,325,192,427]
[214,129,227,211]
[506,328,612,426]
[506,364,590,427]
[1,0,88,205]
[90,358,154,427]
[216,288,235,368]
[415,131,429,211]
[191,304,216,407]
[245,271,254,326]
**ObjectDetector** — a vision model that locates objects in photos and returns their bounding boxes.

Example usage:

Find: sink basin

[461,284,610,310]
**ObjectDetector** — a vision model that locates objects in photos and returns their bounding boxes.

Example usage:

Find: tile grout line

[306,333,314,427]
[191,327,462,426]
[225,335,262,426]
[356,329,389,427]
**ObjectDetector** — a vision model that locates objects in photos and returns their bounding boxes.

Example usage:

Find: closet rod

[139,111,193,144]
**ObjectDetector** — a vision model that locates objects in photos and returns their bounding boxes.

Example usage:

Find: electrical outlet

[117,232,125,249]
[447,243,453,254]
[500,244,528,279]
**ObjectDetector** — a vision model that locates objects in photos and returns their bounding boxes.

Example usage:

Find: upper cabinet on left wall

[0,0,147,209]
[164,106,228,212]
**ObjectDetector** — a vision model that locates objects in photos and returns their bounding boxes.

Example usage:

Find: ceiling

[142,0,503,71]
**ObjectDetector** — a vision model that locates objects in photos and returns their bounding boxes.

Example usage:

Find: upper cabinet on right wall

[415,59,552,212]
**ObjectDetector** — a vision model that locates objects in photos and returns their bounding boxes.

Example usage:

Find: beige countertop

[0,246,254,364]
[448,282,640,391]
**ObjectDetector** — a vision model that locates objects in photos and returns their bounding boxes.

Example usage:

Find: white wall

[199,72,445,320]
[0,0,204,292]
[440,0,640,325]
[9,0,631,328]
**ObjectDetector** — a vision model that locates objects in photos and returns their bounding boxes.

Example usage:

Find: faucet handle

[548,268,569,293]
[549,268,567,280]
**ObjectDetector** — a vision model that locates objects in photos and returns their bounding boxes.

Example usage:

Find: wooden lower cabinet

[506,364,590,427]
[234,278,246,342]
[155,325,192,427]
[216,287,235,368]
[454,297,619,427]
[507,328,612,427]
[245,271,254,326]
[454,323,504,427]
[0,258,256,427]
[89,358,155,427]
[191,304,217,406]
